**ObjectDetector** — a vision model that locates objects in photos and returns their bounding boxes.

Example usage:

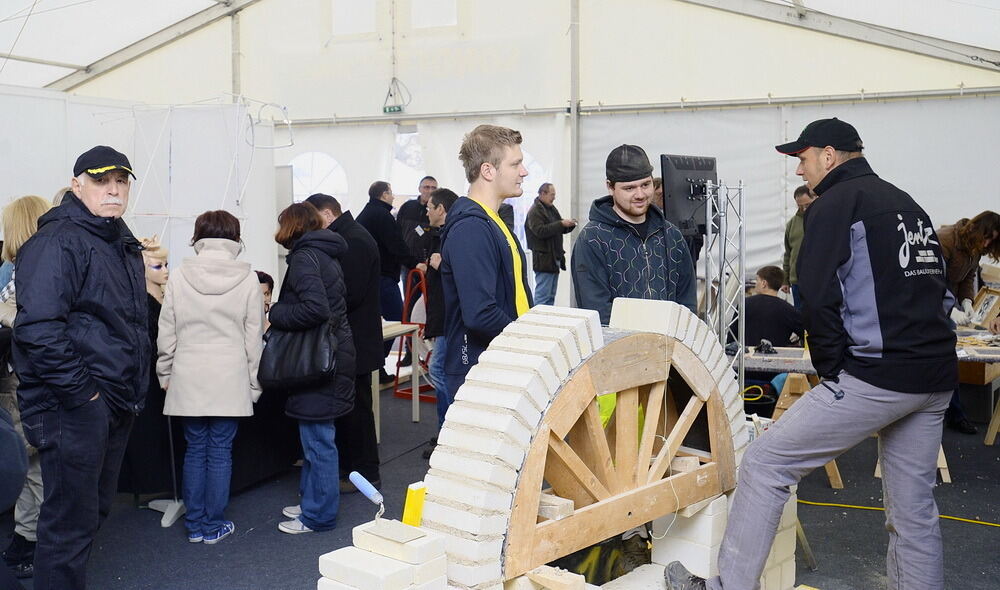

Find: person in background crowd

[667,117,957,590]
[357,181,418,379]
[441,125,532,399]
[1,404,28,589]
[256,270,274,314]
[735,265,803,348]
[157,211,264,544]
[782,184,817,309]
[572,144,696,324]
[651,177,664,211]
[525,182,576,306]
[0,195,50,582]
[397,176,438,301]
[304,193,383,493]
[271,203,356,534]
[498,200,516,234]
[420,187,459,459]
[14,146,149,590]
[936,210,1000,434]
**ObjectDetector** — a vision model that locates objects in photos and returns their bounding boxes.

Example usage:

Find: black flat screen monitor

[659,154,717,236]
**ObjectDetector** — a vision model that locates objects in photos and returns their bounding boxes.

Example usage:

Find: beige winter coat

[157,239,264,417]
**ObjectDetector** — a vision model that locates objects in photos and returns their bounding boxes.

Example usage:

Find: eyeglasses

[147,263,168,270]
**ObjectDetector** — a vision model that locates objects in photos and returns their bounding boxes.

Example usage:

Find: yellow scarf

[471,198,530,317]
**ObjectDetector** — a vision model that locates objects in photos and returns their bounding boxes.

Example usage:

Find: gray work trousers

[708,371,950,590]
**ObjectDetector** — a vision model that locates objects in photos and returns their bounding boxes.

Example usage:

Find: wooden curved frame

[502,331,738,579]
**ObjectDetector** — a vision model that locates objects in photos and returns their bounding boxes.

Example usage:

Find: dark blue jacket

[13,194,149,419]
[571,196,696,324]
[268,230,357,420]
[440,197,532,377]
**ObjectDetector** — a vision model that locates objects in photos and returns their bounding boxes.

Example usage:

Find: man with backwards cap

[571,144,696,324]
[666,119,957,589]
[13,146,149,589]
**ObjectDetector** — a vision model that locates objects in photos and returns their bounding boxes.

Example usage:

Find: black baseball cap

[775,118,864,155]
[73,145,136,179]
[606,144,654,183]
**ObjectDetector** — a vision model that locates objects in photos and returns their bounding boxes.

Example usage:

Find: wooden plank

[545,365,597,439]
[504,425,550,578]
[986,396,1000,446]
[538,493,574,521]
[587,333,669,396]
[614,386,640,490]
[823,461,844,489]
[636,381,666,484]
[670,344,718,401]
[525,566,585,590]
[706,390,737,492]
[567,401,619,494]
[648,396,704,483]
[546,431,611,502]
[513,463,722,577]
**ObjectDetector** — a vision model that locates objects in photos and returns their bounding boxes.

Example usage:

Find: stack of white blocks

[648,490,797,590]
[317,521,448,590]
[422,306,604,590]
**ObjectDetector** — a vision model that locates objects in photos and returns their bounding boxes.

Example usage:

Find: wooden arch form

[502,330,738,579]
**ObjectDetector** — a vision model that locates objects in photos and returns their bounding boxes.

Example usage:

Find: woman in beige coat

[156,210,264,545]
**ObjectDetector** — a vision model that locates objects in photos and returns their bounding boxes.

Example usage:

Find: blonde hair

[2,195,51,262]
[140,235,169,261]
[458,125,523,183]
[53,187,71,206]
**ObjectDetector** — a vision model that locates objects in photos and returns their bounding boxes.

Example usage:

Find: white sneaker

[278,518,314,534]
[282,505,302,518]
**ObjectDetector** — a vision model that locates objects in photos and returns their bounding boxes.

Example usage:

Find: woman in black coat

[269,203,356,534]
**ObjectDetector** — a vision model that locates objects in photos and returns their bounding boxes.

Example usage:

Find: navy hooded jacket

[440,197,532,378]
[13,193,150,419]
[571,196,696,324]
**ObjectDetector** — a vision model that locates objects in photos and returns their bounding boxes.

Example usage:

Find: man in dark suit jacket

[306,193,383,489]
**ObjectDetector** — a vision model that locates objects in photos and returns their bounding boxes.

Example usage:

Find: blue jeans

[182,417,238,537]
[379,275,403,357]
[533,271,558,306]
[429,337,453,428]
[298,420,339,531]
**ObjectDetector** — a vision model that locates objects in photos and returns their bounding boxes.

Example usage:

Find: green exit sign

[383,105,403,114]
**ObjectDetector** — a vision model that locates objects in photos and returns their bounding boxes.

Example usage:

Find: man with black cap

[571,144,696,324]
[13,146,149,589]
[665,119,956,590]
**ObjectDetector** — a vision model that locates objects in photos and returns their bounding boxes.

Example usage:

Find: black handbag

[258,250,338,389]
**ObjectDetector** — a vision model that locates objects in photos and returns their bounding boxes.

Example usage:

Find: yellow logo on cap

[86,165,133,175]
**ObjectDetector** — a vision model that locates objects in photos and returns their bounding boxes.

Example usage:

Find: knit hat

[606,144,654,183]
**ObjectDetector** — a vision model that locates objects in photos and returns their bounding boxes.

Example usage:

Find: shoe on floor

[379,369,394,384]
[202,521,235,545]
[187,531,203,543]
[340,478,381,493]
[664,561,707,590]
[278,517,314,534]
[398,350,412,367]
[947,417,978,434]
[282,505,302,518]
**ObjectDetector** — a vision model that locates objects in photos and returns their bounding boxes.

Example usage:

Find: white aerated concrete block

[608,298,684,336]
[519,313,594,357]
[436,426,526,469]
[413,576,448,590]
[352,521,446,565]
[675,493,722,518]
[503,576,543,590]
[443,404,532,449]
[489,334,569,380]
[600,563,666,590]
[781,556,796,590]
[414,556,448,585]
[502,323,582,368]
[453,386,541,429]
[780,494,797,529]
[527,305,602,350]
[766,527,797,565]
[476,350,560,393]
[318,577,354,590]
[464,365,553,410]
[650,537,718,579]
[446,559,503,588]
[421,500,509,537]
[438,533,504,563]
[429,449,518,490]
[424,472,513,513]
[319,547,414,590]
[760,562,782,590]
[651,498,727,546]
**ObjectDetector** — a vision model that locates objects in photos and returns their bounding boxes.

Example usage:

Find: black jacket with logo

[798,157,957,392]
[13,194,150,418]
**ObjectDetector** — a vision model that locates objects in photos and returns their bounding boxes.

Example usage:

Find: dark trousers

[379,275,403,358]
[335,375,380,482]
[21,398,134,590]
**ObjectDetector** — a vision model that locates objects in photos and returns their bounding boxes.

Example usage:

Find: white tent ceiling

[0,0,996,89]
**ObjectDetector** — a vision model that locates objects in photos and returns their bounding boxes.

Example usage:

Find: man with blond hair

[440,125,533,400]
